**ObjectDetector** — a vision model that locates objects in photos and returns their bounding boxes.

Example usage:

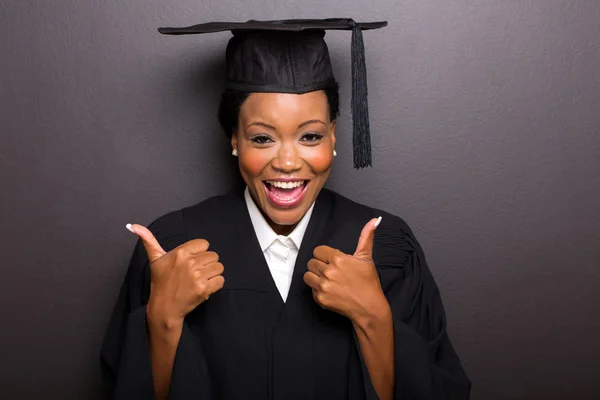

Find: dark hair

[217,82,340,137]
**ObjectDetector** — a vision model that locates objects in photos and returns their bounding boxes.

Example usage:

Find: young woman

[101,19,470,400]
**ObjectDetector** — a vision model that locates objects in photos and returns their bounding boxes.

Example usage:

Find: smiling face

[231,91,336,235]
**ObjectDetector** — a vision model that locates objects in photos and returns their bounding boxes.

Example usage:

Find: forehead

[240,91,329,123]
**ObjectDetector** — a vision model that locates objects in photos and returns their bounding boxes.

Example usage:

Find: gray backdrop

[1,1,599,399]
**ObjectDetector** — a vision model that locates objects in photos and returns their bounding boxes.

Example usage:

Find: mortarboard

[158,18,387,169]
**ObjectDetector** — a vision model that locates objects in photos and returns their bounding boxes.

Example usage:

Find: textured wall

[1,1,599,399]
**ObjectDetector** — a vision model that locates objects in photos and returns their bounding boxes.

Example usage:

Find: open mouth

[262,180,309,208]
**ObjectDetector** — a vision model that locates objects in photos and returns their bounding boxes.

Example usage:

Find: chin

[265,207,306,226]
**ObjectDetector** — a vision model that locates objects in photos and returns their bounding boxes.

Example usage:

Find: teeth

[267,180,304,189]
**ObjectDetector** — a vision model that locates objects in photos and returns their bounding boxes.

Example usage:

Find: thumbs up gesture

[303,217,386,322]
[127,224,225,328]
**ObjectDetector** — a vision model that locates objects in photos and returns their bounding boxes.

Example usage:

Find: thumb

[353,216,382,261]
[126,223,166,263]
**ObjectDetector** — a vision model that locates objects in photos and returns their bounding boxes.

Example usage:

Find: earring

[232,149,238,156]
[333,150,337,157]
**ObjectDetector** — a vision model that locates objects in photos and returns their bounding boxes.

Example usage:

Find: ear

[330,120,336,148]
[231,133,238,151]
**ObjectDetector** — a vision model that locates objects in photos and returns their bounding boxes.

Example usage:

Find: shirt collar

[244,186,315,251]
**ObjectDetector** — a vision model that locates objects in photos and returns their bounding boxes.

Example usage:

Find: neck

[268,220,298,236]
[258,207,298,236]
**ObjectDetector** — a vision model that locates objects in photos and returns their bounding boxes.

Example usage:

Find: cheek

[301,147,334,173]
[239,149,272,178]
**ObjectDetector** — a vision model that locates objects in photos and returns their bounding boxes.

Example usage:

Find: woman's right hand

[127,224,225,328]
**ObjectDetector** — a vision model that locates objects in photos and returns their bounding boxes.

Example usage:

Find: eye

[250,135,274,145]
[300,132,324,143]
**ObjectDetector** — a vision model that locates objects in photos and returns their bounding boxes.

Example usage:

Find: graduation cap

[158,18,387,168]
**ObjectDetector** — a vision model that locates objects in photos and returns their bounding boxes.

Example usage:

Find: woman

[101,19,471,400]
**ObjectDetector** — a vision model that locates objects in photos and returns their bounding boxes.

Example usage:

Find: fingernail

[374,216,382,228]
[126,223,135,233]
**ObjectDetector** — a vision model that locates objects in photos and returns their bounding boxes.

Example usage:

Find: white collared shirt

[244,187,315,302]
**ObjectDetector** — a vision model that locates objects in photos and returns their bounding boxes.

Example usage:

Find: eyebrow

[246,121,276,131]
[246,119,326,131]
[298,119,326,128]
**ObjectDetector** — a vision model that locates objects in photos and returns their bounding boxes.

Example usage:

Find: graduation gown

[100,188,471,399]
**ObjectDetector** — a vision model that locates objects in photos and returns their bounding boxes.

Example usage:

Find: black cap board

[158,19,387,168]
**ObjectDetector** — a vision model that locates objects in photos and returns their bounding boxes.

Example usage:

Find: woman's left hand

[304,217,388,323]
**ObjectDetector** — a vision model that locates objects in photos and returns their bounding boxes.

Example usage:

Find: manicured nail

[126,223,135,233]
[374,216,382,228]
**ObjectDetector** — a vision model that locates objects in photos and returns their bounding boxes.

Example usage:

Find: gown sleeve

[373,213,471,400]
[100,210,209,400]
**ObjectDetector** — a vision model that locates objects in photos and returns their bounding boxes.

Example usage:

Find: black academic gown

[101,188,471,399]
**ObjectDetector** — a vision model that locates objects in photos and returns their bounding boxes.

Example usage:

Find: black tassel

[347,19,372,169]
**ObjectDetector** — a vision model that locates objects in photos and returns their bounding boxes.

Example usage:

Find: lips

[263,180,309,208]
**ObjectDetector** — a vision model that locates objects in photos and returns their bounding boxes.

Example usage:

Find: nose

[271,143,301,173]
